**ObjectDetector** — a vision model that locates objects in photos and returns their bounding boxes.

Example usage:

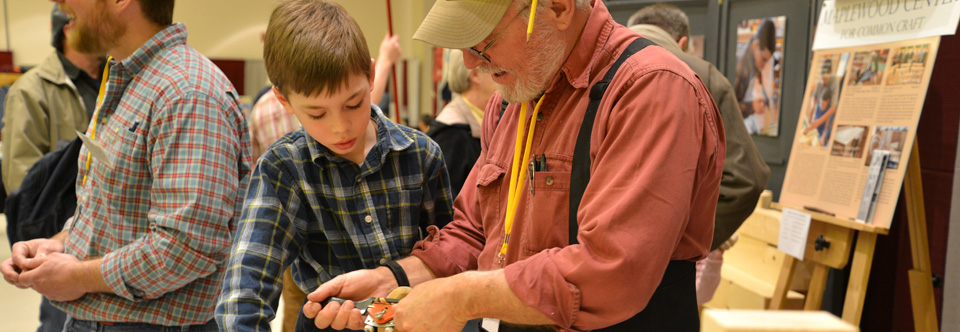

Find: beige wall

[0,0,437,118]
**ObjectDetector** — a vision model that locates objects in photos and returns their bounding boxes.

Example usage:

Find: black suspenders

[569,38,700,332]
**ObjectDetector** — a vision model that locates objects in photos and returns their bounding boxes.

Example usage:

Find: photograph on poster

[799,53,849,148]
[830,125,869,158]
[887,44,931,86]
[864,126,909,169]
[687,35,705,59]
[847,49,889,86]
[733,16,786,137]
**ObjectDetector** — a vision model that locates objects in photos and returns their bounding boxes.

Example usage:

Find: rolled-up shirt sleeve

[412,157,487,276]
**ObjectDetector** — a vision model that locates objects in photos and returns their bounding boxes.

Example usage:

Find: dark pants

[62,316,218,332]
[38,296,67,332]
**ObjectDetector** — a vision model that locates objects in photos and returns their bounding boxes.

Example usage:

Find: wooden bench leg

[842,231,877,325]
[770,255,797,310]
[804,264,830,310]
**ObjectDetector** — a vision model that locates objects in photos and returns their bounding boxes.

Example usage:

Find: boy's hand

[302,299,364,330]
[303,267,397,330]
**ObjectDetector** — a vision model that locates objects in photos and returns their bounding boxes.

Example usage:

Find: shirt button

[379,257,387,265]
[537,113,544,122]
[545,177,554,186]
[365,215,373,223]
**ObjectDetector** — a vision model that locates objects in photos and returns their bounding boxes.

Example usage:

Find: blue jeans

[38,296,67,332]
[62,316,218,332]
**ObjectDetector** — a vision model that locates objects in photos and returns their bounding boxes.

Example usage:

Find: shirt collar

[556,0,615,90]
[110,23,187,81]
[307,103,415,165]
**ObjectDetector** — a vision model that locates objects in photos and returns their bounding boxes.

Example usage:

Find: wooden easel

[766,140,938,331]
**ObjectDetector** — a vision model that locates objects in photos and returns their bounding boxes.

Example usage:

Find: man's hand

[303,267,397,330]
[18,253,88,302]
[1,238,65,287]
[393,276,471,332]
[0,258,27,288]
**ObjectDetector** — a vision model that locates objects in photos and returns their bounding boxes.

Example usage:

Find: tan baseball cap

[413,0,513,49]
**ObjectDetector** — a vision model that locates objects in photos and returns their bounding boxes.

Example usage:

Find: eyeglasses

[466,6,529,63]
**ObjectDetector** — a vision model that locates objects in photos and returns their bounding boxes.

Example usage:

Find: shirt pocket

[521,158,572,256]
[386,188,424,251]
[475,163,507,228]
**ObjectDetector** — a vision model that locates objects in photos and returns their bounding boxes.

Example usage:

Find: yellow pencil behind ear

[526,0,538,43]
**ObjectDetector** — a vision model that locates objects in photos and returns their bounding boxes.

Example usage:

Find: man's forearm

[370,61,393,105]
[458,269,554,326]
[74,258,113,295]
[50,230,69,242]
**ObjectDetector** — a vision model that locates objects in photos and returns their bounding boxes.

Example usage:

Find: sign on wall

[813,0,960,50]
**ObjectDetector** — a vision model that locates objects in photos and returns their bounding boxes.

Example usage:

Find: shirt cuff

[100,250,138,301]
[504,254,581,330]
[410,225,465,278]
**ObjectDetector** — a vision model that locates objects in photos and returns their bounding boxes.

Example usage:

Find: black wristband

[382,260,409,287]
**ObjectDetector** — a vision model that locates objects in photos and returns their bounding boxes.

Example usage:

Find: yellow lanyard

[499,95,546,265]
[82,57,112,185]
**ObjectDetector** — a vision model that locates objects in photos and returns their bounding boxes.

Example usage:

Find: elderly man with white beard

[302,0,725,331]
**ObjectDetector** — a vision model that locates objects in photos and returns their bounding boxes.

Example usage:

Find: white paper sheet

[779,208,813,260]
[76,130,115,168]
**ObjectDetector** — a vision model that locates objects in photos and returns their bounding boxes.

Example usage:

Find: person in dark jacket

[427,49,496,198]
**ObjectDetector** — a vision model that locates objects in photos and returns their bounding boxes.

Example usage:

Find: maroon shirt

[411,1,725,330]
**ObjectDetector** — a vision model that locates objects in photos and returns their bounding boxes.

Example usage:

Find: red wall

[210,59,246,96]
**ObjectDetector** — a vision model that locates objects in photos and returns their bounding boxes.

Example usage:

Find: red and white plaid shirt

[58,23,252,325]
[249,89,300,159]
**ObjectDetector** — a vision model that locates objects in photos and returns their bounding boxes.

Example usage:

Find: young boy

[215,1,454,331]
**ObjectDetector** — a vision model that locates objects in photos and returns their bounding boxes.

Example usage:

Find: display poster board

[813,0,960,50]
[779,35,940,229]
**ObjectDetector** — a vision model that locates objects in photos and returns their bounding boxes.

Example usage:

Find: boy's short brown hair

[264,0,371,97]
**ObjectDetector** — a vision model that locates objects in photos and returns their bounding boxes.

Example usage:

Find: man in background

[3,6,104,194]
[629,3,770,304]
[1,6,105,332]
